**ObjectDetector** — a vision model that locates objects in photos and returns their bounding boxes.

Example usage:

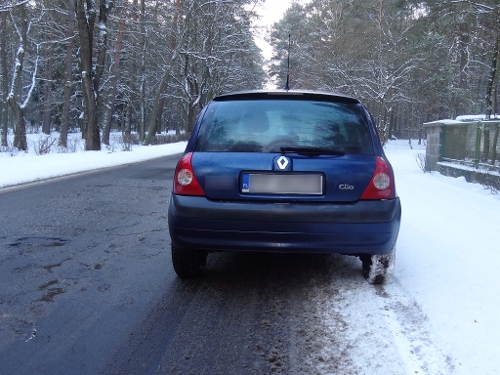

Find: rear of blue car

[168,90,401,283]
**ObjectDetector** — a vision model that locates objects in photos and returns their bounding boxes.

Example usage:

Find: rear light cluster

[360,156,395,200]
[173,153,205,196]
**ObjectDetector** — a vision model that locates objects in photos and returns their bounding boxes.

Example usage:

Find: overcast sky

[252,0,296,61]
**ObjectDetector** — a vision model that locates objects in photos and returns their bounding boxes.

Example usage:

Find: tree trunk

[75,0,101,151]
[125,103,132,134]
[139,0,147,141]
[483,23,499,162]
[126,0,139,138]
[59,0,75,149]
[1,11,9,147]
[42,43,54,135]
[102,2,127,145]
[486,10,500,120]
[493,13,500,119]
[144,74,168,145]
[94,0,112,122]
[8,4,28,151]
[10,100,27,150]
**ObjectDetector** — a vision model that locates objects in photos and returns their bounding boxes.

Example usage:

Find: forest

[0,0,499,152]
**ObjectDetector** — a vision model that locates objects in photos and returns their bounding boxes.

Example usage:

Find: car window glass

[195,99,374,154]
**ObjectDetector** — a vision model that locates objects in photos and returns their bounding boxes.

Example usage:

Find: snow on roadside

[383,141,500,374]
[307,141,500,375]
[0,133,187,189]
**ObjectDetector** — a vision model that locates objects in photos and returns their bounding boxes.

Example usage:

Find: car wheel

[171,244,207,278]
[360,248,396,284]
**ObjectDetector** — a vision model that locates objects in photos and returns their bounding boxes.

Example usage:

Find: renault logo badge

[276,156,289,170]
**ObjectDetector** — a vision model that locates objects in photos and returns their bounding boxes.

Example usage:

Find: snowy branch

[21,49,39,110]
[0,0,29,12]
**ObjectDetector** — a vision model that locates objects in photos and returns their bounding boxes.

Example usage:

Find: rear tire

[171,244,207,278]
[360,248,396,284]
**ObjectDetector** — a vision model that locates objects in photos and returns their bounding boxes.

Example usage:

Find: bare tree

[41,41,54,135]
[144,0,182,145]
[484,8,500,121]
[102,2,127,145]
[1,10,10,147]
[1,0,264,153]
[74,0,112,151]
[7,3,40,151]
[59,0,75,148]
[268,0,500,142]
[143,0,265,144]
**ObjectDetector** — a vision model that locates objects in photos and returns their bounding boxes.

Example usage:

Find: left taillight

[360,156,395,200]
[173,152,205,196]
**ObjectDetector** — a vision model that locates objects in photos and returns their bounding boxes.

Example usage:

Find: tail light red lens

[360,156,395,200]
[173,153,205,196]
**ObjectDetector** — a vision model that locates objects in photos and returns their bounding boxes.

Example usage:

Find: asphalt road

[0,154,440,375]
[0,156,332,375]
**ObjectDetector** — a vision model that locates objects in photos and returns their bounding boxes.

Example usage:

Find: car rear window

[194,99,374,154]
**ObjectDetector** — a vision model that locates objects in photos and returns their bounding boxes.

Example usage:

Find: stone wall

[425,125,442,171]
[438,163,500,191]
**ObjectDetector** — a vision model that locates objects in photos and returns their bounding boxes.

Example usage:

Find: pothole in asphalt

[38,279,59,290]
[38,279,66,302]
[39,287,66,303]
[9,236,70,248]
[42,261,65,273]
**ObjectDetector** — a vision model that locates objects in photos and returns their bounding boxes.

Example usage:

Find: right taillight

[360,156,395,200]
[173,153,205,196]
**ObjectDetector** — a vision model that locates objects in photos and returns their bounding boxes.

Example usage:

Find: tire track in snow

[372,281,456,375]
[289,256,407,375]
[296,257,455,375]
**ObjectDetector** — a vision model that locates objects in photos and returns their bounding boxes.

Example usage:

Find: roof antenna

[285,33,291,91]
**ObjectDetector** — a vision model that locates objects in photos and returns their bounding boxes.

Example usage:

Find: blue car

[168,90,401,283]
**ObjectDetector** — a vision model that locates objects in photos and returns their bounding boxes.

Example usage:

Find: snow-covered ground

[307,141,500,375]
[382,141,500,375]
[0,133,187,189]
[1,135,499,374]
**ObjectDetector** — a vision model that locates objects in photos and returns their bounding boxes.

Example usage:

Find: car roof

[213,89,359,103]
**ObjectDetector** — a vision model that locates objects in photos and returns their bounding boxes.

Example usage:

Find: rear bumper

[168,195,401,255]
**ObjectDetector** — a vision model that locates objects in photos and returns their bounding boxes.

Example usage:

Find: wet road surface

[0,155,452,375]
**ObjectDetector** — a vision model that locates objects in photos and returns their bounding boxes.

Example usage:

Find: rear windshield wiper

[280,146,345,156]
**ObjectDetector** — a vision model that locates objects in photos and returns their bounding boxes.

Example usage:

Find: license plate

[241,173,323,195]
